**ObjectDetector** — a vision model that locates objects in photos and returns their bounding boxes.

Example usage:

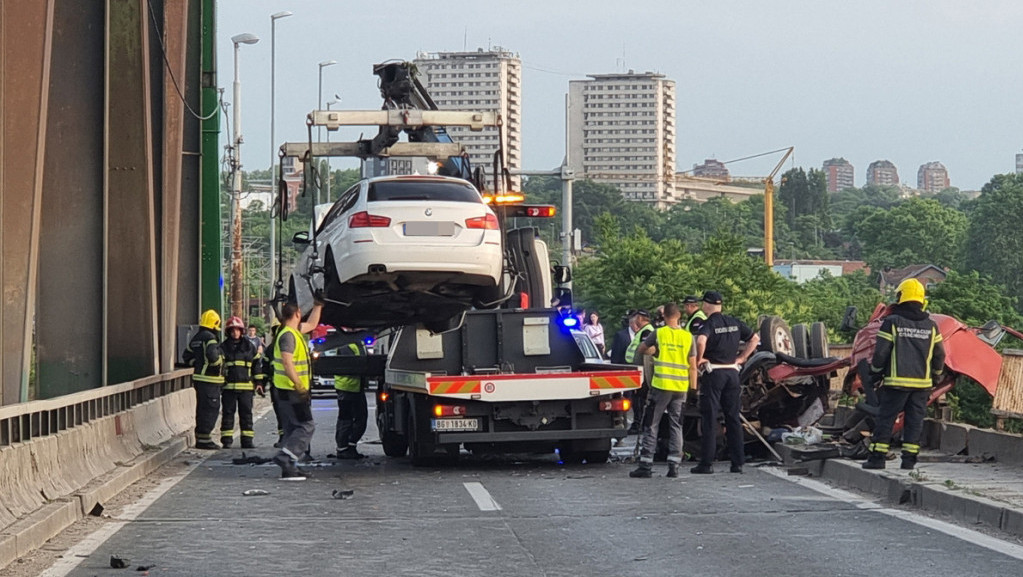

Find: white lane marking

[763,467,1023,561]
[463,482,503,511]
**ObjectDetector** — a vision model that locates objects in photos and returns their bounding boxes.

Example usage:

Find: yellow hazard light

[599,398,631,412]
[379,392,389,402]
[433,404,467,417]
[483,193,526,205]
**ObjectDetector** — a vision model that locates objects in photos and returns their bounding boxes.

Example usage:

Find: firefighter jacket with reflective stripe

[625,324,655,365]
[333,342,365,392]
[685,310,708,334]
[651,325,693,392]
[184,328,224,384]
[222,337,262,391]
[870,308,946,389]
[272,326,310,392]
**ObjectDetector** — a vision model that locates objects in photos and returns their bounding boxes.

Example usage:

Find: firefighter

[863,279,946,470]
[692,291,760,474]
[682,295,707,334]
[183,310,225,450]
[220,316,263,449]
[629,303,696,478]
[272,301,323,481]
[334,338,368,459]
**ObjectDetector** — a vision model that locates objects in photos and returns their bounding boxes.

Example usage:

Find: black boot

[629,464,653,478]
[220,437,233,448]
[666,463,679,478]
[900,453,918,470]
[241,437,255,449]
[862,452,886,470]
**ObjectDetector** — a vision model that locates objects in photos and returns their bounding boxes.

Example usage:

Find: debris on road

[110,555,129,568]
[332,489,355,500]
[242,489,271,496]
[136,564,155,571]
[232,452,272,465]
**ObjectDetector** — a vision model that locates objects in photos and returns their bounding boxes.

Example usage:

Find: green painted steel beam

[199,0,221,317]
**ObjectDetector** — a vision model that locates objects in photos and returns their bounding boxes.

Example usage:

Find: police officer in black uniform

[691,291,760,474]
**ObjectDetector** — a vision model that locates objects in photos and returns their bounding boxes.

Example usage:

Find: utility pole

[230,33,259,318]
[269,11,292,306]
[561,94,573,284]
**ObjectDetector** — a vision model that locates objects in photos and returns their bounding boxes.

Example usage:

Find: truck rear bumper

[436,427,625,444]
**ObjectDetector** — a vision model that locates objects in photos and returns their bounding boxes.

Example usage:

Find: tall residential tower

[568,72,677,207]
[822,158,854,192]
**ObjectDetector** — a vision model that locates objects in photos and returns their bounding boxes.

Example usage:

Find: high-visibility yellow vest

[625,325,654,364]
[272,326,310,392]
[651,325,693,392]
[685,310,708,333]
[334,342,364,393]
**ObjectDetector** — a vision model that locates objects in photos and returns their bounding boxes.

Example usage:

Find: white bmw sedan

[290,175,504,331]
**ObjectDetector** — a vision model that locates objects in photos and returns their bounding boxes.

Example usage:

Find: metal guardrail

[0,369,192,448]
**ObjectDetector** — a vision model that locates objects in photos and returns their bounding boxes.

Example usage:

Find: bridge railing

[0,369,192,448]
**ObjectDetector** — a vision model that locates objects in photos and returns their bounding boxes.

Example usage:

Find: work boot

[690,464,714,474]
[241,437,255,449]
[730,465,743,474]
[220,437,233,449]
[195,440,219,450]
[298,452,315,464]
[862,453,886,470]
[900,453,918,470]
[337,446,366,460]
[666,463,679,478]
[626,464,650,478]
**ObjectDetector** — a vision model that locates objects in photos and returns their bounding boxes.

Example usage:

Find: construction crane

[761,146,794,267]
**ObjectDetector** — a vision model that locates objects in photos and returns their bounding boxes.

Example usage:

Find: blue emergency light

[362,336,376,347]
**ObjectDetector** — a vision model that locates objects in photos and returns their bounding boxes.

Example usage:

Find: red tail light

[349,211,392,228]
[465,213,499,230]
[378,392,390,402]
[433,404,468,417]
[599,398,631,412]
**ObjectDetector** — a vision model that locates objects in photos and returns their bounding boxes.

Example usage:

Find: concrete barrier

[919,418,1023,464]
[0,371,195,571]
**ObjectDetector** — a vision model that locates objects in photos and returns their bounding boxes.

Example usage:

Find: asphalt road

[40,395,1023,577]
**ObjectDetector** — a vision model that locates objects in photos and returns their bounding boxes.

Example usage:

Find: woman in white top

[583,311,606,358]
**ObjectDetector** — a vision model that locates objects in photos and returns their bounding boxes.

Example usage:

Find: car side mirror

[292,231,310,245]
[976,320,1005,347]
[553,265,571,285]
[839,306,858,333]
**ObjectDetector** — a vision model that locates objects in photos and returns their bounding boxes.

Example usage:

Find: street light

[317,60,337,205]
[324,96,341,203]
[269,11,292,301]
[230,32,260,318]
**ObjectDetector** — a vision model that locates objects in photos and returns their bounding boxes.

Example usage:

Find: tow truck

[278,61,641,465]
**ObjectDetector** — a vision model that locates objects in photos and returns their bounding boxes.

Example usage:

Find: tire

[758,316,794,356]
[381,430,408,458]
[808,322,829,359]
[407,405,435,467]
[582,449,611,464]
[791,324,809,359]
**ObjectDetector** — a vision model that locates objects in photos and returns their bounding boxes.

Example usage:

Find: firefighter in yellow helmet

[183,310,225,449]
[863,279,946,470]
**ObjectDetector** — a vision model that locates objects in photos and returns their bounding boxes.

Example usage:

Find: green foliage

[966,173,1023,311]
[927,270,1023,328]
[851,198,967,271]
[792,271,882,341]
[946,379,996,429]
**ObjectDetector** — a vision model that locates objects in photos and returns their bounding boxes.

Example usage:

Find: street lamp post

[269,11,292,303]
[230,32,260,319]
[325,97,341,203]
[317,60,337,205]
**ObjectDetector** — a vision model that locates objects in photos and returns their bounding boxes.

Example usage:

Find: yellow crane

[762,146,794,267]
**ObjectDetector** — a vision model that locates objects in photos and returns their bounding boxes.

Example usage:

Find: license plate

[404,221,455,236]
[431,418,479,432]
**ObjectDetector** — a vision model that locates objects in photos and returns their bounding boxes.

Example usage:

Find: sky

[216,0,1023,191]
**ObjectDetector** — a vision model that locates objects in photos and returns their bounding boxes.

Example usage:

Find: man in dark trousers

[183,310,225,450]
[692,291,760,474]
[334,339,368,459]
[220,316,263,449]
[271,301,323,481]
[863,279,945,470]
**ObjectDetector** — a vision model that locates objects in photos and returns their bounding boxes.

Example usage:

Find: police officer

[692,291,760,474]
[682,295,707,334]
[624,310,655,435]
[272,301,323,481]
[863,279,946,470]
[629,303,696,478]
[334,338,368,459]
[183,310,224,450]
[220,316,263,449]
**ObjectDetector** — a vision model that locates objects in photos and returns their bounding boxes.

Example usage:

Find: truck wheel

[582,449,610,464]
[758,316,794,356]
[808,322,829,358]
[381,430,408,458]
[791,324,809,359]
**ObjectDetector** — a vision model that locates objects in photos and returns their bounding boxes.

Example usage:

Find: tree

[928,270,1023,328]
[965,173,1023,310]
[851,198,967,271]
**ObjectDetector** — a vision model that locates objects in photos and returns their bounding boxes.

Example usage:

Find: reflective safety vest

[272,326,310,392]
[651,325,693,392]
[334,342,364,393]
[625,324,655,364]
[685,310,708,333]
[186,328,224,385]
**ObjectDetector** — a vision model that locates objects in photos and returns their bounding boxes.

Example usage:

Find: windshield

[368,180,482,203]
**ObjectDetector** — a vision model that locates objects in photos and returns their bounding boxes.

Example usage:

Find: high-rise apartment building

[692,159,730,181]
[822,158,854,192]
[568,72,677,207]
[866,160,900,186]
[413,48,522,189]
[1015,151,1023,175]
[917,161,950,193]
